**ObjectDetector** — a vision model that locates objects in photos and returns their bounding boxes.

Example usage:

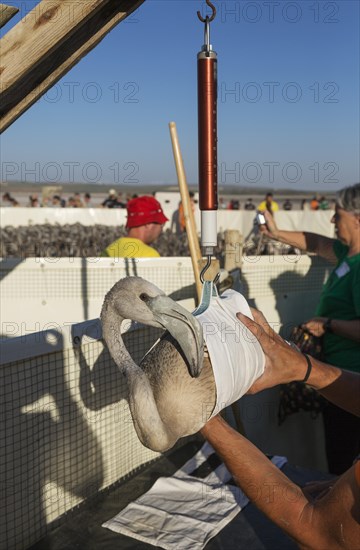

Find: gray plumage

[101,276,215,452]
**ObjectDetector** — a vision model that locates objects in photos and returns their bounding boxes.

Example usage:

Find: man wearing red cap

[101,195,168,258]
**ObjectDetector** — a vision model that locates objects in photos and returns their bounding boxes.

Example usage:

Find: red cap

[126,196,169,229]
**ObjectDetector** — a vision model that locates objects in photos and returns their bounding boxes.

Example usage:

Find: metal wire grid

[0,261,196,300]
[1,257,328,301]
[241,256,331,298]
[1,326,164,550]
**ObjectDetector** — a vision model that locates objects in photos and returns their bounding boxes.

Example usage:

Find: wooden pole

[169,122,203,302]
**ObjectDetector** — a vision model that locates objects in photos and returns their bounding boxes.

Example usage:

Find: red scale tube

[197,22,218,256]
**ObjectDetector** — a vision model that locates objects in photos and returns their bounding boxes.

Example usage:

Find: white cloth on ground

[103,442,287,550]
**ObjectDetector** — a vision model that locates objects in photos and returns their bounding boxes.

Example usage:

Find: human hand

[302,317,328,337]
[258,210,279,239]
[237,309,309,393]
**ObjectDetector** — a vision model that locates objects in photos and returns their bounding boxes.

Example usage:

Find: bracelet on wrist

[302,353,312,383]
[323,318,333,333]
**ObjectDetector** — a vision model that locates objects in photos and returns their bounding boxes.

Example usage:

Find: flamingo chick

[101,276,215,452]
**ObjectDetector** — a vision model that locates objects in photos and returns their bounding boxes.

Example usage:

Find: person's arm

[260,210,337,263]
[302,316,360,343]
[201,415,360,550]
[237,310,360,416]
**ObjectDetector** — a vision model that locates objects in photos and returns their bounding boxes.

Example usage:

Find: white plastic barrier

[0,257,197,334]
[1,253,332,331]
[1,254,332,341]
[0,207,335,239]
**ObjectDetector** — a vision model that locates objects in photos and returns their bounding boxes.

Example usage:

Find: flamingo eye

[139,293,150,302]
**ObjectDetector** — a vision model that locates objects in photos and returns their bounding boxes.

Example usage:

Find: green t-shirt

[101,237,160,258]
[315,240,360,372]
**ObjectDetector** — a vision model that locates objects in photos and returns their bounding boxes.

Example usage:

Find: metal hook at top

[200,255,221,285]
[197,0,217,23]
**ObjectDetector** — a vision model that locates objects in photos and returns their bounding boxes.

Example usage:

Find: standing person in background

[101,189,119,208]
[67,197,78,207]
[218,197,227,209]
[258,183,360,474]
[283,198,293,211]
[28,194,40,207]
[244,198,256,210]
[84,193,92,207]
[301,198,310,210]
[2,192,19,207]
[257,192,279,215]
[51,195,64,207]
[227,199,240,210]
[114,193,127,209]
[101,195,168,258]
[319,196,330,210]
[310,196,320,210]
[171,202,182,235]
[178,191,195,233]
[74,193,84,208]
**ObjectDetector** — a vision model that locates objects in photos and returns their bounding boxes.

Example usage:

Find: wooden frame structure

[0,3,19,28]
[0,0,145,132]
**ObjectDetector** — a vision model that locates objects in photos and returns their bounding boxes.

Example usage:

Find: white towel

[103,443,287,550]
[194,288,265,417]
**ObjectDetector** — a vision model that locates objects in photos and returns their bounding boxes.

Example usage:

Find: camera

[256,212,266,225]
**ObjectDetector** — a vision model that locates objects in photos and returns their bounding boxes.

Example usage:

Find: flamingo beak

[147,295,204,377]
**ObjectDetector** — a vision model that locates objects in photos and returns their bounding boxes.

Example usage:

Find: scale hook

[197,0,217,23]
[200,256,220,285]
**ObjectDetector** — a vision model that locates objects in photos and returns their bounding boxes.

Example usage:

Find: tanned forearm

[201,416,310,542]
[309,359,360,416]
[201,416,360,549]
[270,229,309,251]
[270,230,336,263]
[329,318,360,343]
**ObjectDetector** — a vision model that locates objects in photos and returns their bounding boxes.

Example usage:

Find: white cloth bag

[194,287,265,418]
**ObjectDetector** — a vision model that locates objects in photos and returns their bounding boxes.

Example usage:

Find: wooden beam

[0,3,19,29]
[0,0,145,132]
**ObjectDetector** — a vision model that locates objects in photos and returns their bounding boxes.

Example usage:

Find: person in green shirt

[258,182,360,475]
[101,195,168,258]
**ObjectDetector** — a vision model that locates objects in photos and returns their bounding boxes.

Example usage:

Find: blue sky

[1,0,359,191]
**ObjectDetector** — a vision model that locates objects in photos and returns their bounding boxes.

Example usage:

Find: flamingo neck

[101,302,176,452]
